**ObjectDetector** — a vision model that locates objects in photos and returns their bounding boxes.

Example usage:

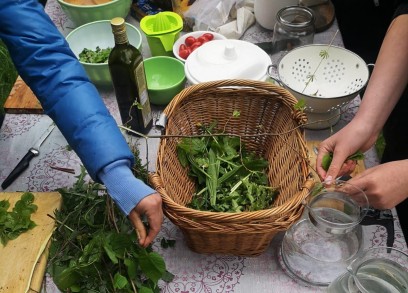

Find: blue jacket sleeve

[0,0,134,181]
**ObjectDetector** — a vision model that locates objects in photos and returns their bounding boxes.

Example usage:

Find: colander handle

[266,64,284,86]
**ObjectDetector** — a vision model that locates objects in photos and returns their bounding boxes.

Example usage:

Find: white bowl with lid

[184,39,272,84]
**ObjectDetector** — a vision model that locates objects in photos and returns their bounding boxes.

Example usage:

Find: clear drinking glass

[328,246,408,293]
[271,6,315,56]
[279,180,369,287]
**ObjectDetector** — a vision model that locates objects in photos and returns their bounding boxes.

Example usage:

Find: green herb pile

[48,167,173,293]
[177,122,279,213]
[79,46,112,63]
[0,192,37,246]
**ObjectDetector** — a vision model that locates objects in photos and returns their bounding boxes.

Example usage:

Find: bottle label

[134,62,152,128]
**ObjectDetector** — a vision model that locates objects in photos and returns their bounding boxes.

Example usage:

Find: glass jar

[328,247,408,292]
[271,6,315,55]
[279,180,369,287]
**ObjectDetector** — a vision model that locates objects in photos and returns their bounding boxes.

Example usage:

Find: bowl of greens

[66,19,142,87]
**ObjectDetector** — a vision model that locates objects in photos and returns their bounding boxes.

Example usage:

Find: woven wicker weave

[149,79,315,256]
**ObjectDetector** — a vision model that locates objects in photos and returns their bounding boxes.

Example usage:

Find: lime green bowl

[66,20,142,87]
[57,0,132,28]
[144,56,186,106]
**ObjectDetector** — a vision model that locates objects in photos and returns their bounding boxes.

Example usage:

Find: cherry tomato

[184,36,196,47]
[197,36,209,44]
[189,41,202,52]
[179,49,190,59]
[179,44,188,51]
[202,33,214,41]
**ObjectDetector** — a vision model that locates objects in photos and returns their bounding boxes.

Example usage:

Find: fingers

[128,210,147,245]
[132,192,163,248]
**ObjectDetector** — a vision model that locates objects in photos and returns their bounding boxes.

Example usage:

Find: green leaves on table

[0,192,37,246]
[321,151,365,171]
[48,167,173,293]
[177,122,278,213]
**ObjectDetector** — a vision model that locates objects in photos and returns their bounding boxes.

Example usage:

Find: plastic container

[144,56,186,106]
[140,12,183,56]
[57,0,132,28]
[184,39,272,84]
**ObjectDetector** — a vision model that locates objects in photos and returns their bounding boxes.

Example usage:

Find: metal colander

[274,44,369,129]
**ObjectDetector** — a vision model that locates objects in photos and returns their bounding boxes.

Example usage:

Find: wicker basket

[149,79,315,256]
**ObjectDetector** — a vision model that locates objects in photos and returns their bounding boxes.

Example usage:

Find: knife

[1,122,56,189]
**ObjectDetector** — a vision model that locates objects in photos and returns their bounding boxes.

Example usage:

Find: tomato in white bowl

[172,31,227,62]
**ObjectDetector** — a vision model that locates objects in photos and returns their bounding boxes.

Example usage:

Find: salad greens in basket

[177,121,279,213]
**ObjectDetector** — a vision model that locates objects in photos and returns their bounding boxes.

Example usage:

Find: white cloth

[184,0,255,39]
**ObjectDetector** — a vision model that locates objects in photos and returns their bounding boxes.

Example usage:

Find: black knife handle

[1,148,39,189]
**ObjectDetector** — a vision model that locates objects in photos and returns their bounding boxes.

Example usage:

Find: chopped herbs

[177,122,279,213]
[0,192,37,246]
[79,46,112,63]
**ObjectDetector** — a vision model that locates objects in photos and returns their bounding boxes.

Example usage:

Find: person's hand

[128,192,163,248]
[348,160,408,209]
[316,120,378,181]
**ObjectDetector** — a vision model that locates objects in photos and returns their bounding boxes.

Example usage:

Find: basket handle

[161,79,306,128]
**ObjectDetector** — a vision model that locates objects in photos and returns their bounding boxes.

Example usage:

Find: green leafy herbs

[321,151,365,171]
[79,46,112,63]
[0,192,37,246]
[48,167,173,292]
[177,122,279,213]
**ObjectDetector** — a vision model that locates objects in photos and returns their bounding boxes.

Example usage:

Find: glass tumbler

[328,246,408,293]
[271,6,315,55]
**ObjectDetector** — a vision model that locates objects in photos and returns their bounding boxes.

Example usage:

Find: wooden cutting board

[0,192,62,293]
[4,76,43,114]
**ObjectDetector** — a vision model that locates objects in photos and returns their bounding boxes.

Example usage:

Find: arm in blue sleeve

[98,160,156,215]
[0,0,134,181]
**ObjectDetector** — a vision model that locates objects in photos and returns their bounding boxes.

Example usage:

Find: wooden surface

[0,192,62,293]
[307,140,366,180]
[4,76,43,114]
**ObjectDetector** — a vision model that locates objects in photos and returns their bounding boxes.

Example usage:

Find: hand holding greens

[321,151,365,171]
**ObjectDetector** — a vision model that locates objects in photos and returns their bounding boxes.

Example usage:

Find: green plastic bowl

[57,0,132,28]
[66,20,142,87]
[144,56,186,106]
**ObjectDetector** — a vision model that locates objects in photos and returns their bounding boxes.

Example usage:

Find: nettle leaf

[139,286,155,293]
[294,99,306,111]
[124,258,138,279]
[54,267,81,290]
[177,137,206,155]
[139,252,166,284]
[113,272,128,289]
[103,241,119,264]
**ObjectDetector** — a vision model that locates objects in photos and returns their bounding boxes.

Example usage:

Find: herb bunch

[79,46,112,64]
[177,122,279,212]
[47,167,173,292]
[0,192,37,246]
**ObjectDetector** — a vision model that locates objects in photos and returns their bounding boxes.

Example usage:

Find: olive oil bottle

[108,17,152,135]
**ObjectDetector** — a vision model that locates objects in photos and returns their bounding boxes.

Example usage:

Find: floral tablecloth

[0,1,406,292]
